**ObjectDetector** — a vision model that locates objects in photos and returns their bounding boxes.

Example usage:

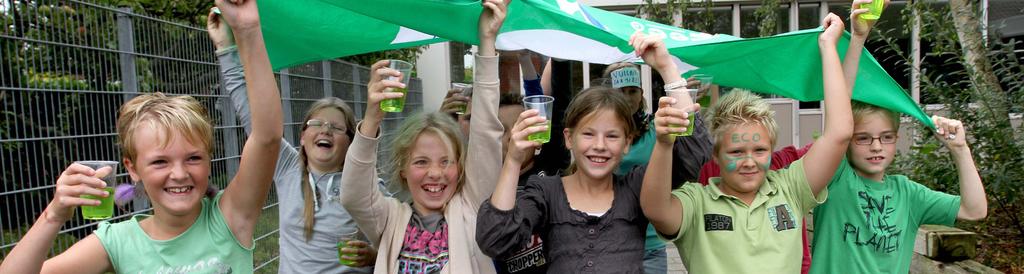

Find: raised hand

[932,116,967,149]
[479,0,510,40]
[850,0,887,37]
[364,60,406,122]
[205,7,234,50]
[505,109,547,164]
[213,0,261,33]
[819,13,845,47]
[45,163,112,223]
[652,96,700,144]
[629,32,678,76]
[439,89,470,116]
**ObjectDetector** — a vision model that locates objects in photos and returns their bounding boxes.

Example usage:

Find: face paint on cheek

[761,154,772,171]
[726,160,739,172]
[724,155,748,172]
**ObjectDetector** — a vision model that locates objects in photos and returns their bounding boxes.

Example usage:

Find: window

[798,3,820,30]
[740,4,791,38]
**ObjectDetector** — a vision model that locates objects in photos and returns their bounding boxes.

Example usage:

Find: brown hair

[563,86,638,174]
[499,92,524,107]
[298,97,357,241]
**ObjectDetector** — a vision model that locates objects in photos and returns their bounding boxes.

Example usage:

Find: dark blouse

[477,169,648,274]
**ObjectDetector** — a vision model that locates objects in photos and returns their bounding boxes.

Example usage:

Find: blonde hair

[564,86,638,174]
[852,101,900,131]
[117,92,213,163]
[386,112,466,204]
[703,90,778,153]
[298,97,357,241]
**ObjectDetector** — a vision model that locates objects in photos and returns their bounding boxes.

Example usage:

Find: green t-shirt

[810,158,960,274]
[95,192,254,274]
[663,159,825,273]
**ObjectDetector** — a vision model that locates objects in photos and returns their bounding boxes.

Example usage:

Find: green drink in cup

[692,74,714,106]
[666,89,697,137]
[380,60,414,112]
[860,0,884,20]
[523,95,554,143]
[77,161,118,220]
[451,83,473,115]
[337,230,362,266]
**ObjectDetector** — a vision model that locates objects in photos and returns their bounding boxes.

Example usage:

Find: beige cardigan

[340,54,503,274]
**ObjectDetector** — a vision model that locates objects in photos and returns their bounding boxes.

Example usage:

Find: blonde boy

[639,13,853,273]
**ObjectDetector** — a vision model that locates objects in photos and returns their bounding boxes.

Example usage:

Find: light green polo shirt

[661,159,826,273]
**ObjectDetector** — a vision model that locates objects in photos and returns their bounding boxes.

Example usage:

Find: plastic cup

[451,83,473,115]
[337,230,361,266]
[77,161,118,220]
[380,60,414,112]
[693,74,713,93]
[666,89,697,137]
[522,95,554,143]
[860,0,884,20]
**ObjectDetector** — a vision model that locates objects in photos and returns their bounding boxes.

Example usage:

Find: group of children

[0,0,987,273]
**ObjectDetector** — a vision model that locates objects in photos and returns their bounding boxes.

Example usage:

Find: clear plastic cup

[77,161,118,220]
[522,95,554,143]
[380,60,414,112]
[451,83,473,115]
[666,89,697,137]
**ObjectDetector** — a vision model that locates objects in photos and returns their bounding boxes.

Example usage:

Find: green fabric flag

[260,0,932,128]
[677,28,931,128]
[258,0,445,69]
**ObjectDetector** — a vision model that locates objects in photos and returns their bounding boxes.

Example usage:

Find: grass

[253,205,280,273]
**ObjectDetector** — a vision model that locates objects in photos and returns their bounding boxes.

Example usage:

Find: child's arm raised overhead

[802,13,854,197]
[461,0,508,209]
[843,0,888,93]
[214,0,284,247]
[932,116,987,220]
[633,33,692,236]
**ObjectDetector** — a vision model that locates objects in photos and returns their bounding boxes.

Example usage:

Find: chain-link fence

[0,1,422,272]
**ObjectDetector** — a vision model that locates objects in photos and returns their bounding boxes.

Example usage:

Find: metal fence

[0,1,422,272]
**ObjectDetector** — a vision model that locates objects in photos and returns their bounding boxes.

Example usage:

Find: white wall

[416,42,452,112]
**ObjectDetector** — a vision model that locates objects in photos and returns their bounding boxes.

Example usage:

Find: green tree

[883,1,1023,271]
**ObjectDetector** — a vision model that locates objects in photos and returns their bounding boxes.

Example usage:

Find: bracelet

[663,79,687,91]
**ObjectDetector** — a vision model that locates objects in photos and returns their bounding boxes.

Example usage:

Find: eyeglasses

[305,119,347,134]
[853,133,898,145]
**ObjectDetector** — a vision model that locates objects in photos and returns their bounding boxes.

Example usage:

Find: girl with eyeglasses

[208,6,375,273]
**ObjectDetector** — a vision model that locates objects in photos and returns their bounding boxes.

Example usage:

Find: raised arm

[478,109,547,255]
[642,97,693,236]
[0,164,114,274]
[214,0,283,247]
[460,0,508,209]
[843,0,887,93]
[931,116,987,220]
[802,13,853,196]
[339,60,406,245]
[207,8,299,183]
[631,32,693,235]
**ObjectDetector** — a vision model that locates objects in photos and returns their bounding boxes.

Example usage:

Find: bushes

[884,2,1024,272]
